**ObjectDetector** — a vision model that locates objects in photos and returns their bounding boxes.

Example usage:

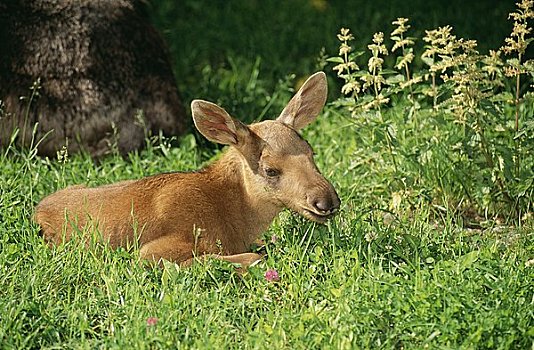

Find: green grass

[1,0,533,348]
[1,107,533,348]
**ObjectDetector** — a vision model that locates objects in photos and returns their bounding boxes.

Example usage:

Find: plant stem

[515,53,521,132]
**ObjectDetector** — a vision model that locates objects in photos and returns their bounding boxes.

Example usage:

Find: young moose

[35,72,340,267]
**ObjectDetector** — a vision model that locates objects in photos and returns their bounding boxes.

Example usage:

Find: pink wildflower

[264,268,280,282]
[146,317,158,326]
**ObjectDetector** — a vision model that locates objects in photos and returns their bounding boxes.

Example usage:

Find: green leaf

[458,250,479,272]
[349,51,365,60]
[386,74,405,84]
[479,99,499,117]
[327,57,345,63]
[381,69,399,75]
[263,324,273,335]
[490,91,514,103]
[330,288,342,298]
[421,56,434,67]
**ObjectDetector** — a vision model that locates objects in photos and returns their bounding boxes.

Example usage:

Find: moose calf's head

[191,71,340,223]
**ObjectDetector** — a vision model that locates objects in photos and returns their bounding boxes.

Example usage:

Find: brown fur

[34,72,340,267]
[0,0,186,157]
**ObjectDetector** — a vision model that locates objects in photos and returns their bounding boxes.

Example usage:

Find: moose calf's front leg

[214,252,263,267]
[140,235,263,268]
[139,235,196,265]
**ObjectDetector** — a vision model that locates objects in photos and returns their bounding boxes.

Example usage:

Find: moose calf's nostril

[313,198,336,213]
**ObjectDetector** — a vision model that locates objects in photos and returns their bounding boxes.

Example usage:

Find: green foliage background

[149,0,517,104]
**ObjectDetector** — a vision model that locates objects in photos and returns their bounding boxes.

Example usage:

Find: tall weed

[329,0,534,225]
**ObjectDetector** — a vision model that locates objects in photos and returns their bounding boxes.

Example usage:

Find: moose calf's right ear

[191,100,249,145]
[277,71,328,130]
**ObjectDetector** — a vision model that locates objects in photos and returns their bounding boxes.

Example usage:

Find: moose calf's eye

[265,168,280,177]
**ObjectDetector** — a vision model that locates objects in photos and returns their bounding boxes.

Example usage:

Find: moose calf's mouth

[302,208,338,223]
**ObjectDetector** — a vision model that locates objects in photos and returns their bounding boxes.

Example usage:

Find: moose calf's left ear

[277,71,328,130]
[191,100,250,145]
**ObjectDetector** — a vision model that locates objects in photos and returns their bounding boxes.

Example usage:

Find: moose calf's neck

[200,147,283,246]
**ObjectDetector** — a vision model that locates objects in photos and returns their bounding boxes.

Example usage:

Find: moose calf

[35,72,340,267]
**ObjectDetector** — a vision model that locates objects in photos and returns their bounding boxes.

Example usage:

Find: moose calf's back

[35,72,340,267]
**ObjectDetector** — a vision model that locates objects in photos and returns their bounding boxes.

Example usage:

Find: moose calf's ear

[191,100,250,145]
[277,71,328,130]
